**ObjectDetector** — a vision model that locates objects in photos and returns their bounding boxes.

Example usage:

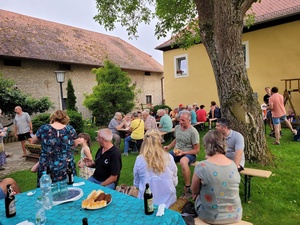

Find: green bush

[152,104,172,115]
[67,110,84,134]
[32,110,84,134]
[32,113,51,133]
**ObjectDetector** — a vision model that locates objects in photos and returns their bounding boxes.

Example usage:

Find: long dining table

[0,176,185,225]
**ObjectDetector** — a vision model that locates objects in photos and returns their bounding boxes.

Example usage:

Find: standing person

[215,118,245,171]
[268,87,297,145]
[191,130,242,224]
[108,112,126,149]
[134,129,178,208]
[263,87,275,137]
[164,112,200,198]
[196,105,207,123]
[0,124,8,170]
[77,133,95,179]
[13,106,33,157]
[123,112,145,156]
[84,128,122,190]
[31,110,77,185]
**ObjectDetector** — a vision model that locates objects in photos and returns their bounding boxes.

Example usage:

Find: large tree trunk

[195,0,272,164]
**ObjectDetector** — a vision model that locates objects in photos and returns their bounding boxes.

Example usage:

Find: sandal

[273,141,280,145]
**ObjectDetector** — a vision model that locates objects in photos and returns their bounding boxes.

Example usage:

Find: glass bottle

[36,196,46,225]
[143,183,154,215]
[5,184,16,218]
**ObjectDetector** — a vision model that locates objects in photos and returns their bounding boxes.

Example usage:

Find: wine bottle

[67,163,74,185]
[82,217,88,225]
[143,183,154,215]
[5,184,16,218]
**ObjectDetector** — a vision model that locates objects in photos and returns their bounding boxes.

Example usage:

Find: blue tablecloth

[0,177,185,225]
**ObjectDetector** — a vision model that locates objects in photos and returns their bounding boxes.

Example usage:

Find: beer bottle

[143,183,154,215]
[67,162,74,185]
[5,184,16,218]
[82,217,88,225]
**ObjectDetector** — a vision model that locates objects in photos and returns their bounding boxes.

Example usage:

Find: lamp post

[54,71,65,110]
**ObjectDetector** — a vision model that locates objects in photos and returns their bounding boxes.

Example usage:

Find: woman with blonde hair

[133,129,178,208]
[32,110,77,185]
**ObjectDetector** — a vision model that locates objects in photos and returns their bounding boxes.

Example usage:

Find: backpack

[214,107,222,118]
[294,126,300,141]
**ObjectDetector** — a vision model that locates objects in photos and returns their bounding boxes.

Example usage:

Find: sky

[0,0,170,65]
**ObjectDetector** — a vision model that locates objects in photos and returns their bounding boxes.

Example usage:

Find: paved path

[0,141,35,178]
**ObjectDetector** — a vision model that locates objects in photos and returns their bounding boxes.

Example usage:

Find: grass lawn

[2,127,300,224]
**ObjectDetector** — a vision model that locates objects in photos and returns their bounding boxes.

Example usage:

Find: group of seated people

[4,107,243,224]
[170,102,222,130]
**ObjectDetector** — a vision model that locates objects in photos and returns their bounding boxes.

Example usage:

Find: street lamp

[54,71,65,110]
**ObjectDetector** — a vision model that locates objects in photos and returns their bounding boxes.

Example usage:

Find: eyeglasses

[95,137,104,141]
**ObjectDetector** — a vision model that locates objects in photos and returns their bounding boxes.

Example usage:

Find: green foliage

[67,110,84,134]
[31,110,84,134]
[66,79,77,111]
[0,73,53,115]
[83,61,135,126]
[32,113,51,133]
[152,104,172,115]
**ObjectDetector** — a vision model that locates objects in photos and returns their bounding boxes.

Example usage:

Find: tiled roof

[0,10,163,73]
[156,0,300,50]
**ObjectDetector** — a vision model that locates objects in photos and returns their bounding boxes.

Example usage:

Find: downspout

[161,76,164,105]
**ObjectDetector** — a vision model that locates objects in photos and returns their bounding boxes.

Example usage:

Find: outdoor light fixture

[54,71,65,110]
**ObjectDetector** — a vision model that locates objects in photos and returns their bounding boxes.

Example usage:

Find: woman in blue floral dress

[32,110,77,184]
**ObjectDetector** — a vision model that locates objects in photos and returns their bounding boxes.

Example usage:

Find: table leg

[244,175,248,202]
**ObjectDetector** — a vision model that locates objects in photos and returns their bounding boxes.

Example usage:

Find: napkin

[16,221,35,225]
[73,181,85,186]
[156,204,166,216]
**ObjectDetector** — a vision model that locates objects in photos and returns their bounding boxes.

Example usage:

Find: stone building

[0,10,164,118]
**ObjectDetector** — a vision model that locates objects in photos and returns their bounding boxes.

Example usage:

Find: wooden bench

[193,122,205,131]
[240,168,272,202]
[194,217,253,225]
[190,162,272,202]
[25,143,41,162]
[160,128,175,142]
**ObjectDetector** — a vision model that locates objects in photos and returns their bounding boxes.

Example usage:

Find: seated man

[123,112,145,156]
[158,109,173,133]
[164,112,200,198]
[142,110,157,131]
[187,105,197,125]
[215,118,245,171]
[0,178,21,199]
[84,129,122,190]
[108,112,127,149]
[169,107,179,127]
[196,105,207,122]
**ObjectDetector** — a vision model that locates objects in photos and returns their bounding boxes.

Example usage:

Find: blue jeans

[88,176,116,190]
[124,135,132,154]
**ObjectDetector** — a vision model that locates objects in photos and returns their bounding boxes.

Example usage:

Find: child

[77,133,94,179]
[0,124,8,170]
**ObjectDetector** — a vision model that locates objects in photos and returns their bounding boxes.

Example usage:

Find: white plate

[53,187,84,206]
[85,197,112,210]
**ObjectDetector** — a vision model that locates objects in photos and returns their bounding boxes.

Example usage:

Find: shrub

[152,104,172,116]
[67,110,84,134]
[32,110,84,134]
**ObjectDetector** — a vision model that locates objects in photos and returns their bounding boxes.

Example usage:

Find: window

[144,71,151,76]
[146,95,152,104]
[242,41,249,69]
[58,64,71,71]
[3,59,21,67]
[174,54,188,78]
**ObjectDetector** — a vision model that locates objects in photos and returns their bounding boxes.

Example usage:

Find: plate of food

[81,189,112,210]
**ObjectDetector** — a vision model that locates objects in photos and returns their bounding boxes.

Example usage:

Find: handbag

[115,184,138,197]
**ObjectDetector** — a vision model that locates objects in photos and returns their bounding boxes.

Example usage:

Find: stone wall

[0,58,163,118]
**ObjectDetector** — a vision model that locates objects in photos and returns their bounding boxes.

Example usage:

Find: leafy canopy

[0,73,53,115]
[83,61,135,125]
[94,0,200,48]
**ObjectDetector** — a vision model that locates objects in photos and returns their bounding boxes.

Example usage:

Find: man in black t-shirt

[84,129,122,190]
